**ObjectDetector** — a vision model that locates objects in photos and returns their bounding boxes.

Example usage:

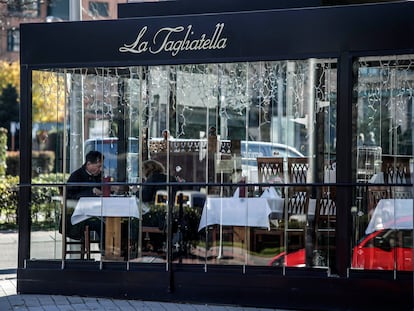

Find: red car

[268,215,413,271]
[352,216,413,271]
[268,249,305,267]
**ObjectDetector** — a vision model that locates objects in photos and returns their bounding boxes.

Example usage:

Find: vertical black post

[18,65,32,271]
[335,52,354,277]
[167,185,174,293]
[178,192,184,263]
[116,78,127,183]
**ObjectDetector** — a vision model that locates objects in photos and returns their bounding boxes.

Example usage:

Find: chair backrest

[155,190,168,206]
[257,157,284,182]
[257,157,284,193]
[391,186,413,199]
[367,186,391,214]
[315,187,336,229]
[381,156,412,202]
[288,157,309,184]
[286,186,310,217]
[174,191,207,208]
[381,155,411,184]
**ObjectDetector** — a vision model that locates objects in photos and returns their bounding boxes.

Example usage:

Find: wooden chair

[315,187,336,233]
[257,157,284,194]
[381,155,411,184]
[391,187,413,199]
[314,187,336,266]
[367,186,391,216]
[257,157,312,251]
[284,186,310,252]
[65,225,101,259]
[61,200,101,259]
[286,186,310,219]
[155,190,168,206]
[381,155,412,201]
[288,157,309,184]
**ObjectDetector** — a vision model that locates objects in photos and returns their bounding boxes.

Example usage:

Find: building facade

[0,0,126,62]
[18,1,413,310]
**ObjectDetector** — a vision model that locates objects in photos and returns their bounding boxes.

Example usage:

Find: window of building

[7,28,20,52]
[351,55,414,272]
[89,2,109,18]
[7,0,39,17]
[27,56,414,273]
[29,59,339,268]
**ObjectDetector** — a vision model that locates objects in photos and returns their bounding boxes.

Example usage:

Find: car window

[369,229,413,250]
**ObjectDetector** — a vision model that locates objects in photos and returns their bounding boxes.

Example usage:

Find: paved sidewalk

[0,271,297,311]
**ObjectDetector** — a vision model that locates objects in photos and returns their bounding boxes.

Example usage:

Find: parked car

[352,214,412,271]
[268,199,413,271]
[268,249,305,267]
[351,228,412,271]
[84,137,139,182]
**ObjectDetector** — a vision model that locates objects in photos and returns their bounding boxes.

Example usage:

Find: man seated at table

[64,150,105,249]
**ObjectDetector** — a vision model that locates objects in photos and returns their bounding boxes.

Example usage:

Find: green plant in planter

[141,204,168,229]
[0,127,7,177]
[139,204,202,245]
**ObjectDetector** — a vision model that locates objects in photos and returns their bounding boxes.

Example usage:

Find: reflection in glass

[30,59,338,269]
[353,55,414,271]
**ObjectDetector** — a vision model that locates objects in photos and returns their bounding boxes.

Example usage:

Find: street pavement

[0,230,298,311]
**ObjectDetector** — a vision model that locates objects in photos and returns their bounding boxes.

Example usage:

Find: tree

[0,61,65,123]
[32,70,65,123]
[0,62,19,151]
[0,61,19,95]
[0,83,18,125]
[0,84,18,150]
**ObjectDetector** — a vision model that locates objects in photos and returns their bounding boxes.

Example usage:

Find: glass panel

[261,59,337,270]
[89,2,109,17]
[353,55,414,271]
[29,59,337,269]
[30,70,66,260]
[30,185,63,260]
[8,0,39,17]
[7,29,20,52]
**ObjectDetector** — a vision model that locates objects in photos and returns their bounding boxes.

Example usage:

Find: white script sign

[119,23,227,57]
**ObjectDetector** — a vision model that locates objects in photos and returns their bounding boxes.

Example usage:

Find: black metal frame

[18,2,414,310]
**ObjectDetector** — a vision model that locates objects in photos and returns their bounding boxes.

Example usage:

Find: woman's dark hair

[142,159,165,178]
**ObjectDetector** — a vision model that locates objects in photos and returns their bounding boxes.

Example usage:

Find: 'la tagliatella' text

[119,23,227,56]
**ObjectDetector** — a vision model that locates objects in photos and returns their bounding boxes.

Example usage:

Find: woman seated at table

[141,159,179,204]
[139,160,202,255]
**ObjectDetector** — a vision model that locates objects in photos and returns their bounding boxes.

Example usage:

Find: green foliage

[31,174,64,224]
[5,151,57,177]
[0,85,19,151]
[0,175,19,224]
[0,85,19,146]
[0,173,65,229]
[0,127,7,177]
[140,204,202,244]
[0,62,19,96]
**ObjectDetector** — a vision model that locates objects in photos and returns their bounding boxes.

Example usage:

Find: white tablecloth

[71,197,140,225]
[198,197,273,231]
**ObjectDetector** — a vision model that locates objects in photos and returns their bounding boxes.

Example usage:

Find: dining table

[71,196,140,259]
